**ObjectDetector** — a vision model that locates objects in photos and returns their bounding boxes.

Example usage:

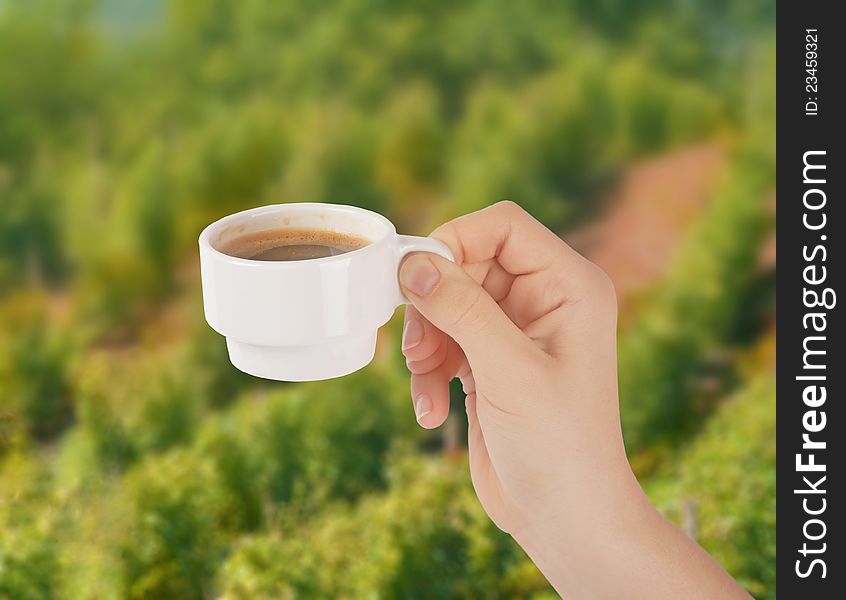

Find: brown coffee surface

[219,227,371,261]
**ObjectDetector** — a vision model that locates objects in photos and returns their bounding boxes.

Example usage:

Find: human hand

[399,200,623,533]
[399,201,750,599]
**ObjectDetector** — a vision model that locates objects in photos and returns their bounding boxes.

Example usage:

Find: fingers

[402,305,444,363]
[465,392,511,533]
[465,259,515,303]
[403,305,452,375]
[402,305,464,428]
[406,337,449,375]
[409,341,467,429]
[431,200,567,275]
[433,201,611,301]
[399,201,614,428]
[399,252,543,375]
[465,393,486,481]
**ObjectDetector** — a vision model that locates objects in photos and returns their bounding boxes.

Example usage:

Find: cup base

[225,332,377,382]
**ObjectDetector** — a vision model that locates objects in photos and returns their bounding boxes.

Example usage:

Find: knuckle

[402,342,428,362]
[449,285,490,332]
[585,263,618,314]
[490,199,524,218]
[407,337,448,374]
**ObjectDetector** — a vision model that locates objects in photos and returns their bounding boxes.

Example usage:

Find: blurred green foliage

[0,292,77,441]
[1,0,773,598]
[218,458,544,599]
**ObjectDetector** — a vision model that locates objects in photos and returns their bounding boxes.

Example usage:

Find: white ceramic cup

[199,203,453,381]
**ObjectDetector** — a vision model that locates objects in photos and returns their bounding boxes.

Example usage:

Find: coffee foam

[219,227,371,260]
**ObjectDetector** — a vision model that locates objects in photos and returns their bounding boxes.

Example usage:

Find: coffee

[220,227,371,261]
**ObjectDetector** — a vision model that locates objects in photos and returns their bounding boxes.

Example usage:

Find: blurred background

[0,1,775,598]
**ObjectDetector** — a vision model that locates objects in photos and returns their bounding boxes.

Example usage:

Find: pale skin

[398,201,751,600]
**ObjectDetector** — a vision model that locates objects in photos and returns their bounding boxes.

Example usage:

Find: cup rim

[199,202,397,267]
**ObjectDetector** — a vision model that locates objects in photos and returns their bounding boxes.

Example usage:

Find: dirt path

[567,143,727,310]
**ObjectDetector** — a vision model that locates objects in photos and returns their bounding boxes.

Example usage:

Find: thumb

[399,253,541,373]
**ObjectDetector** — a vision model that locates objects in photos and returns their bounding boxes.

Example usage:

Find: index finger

[431,201,577,276]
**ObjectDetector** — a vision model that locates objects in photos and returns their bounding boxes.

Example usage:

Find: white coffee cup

[199,203,453,381]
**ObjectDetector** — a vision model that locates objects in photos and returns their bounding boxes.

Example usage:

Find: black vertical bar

[777,1,843,597]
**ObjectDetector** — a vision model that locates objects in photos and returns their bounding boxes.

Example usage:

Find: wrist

[517,430,643,534]
[510,460,657,595]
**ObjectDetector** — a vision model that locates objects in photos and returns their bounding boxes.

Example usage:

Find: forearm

[512,466,752,600]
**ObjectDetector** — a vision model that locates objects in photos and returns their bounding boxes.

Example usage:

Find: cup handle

[395,235,455,305]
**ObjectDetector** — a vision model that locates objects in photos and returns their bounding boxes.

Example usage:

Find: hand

[399,201,750,599]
